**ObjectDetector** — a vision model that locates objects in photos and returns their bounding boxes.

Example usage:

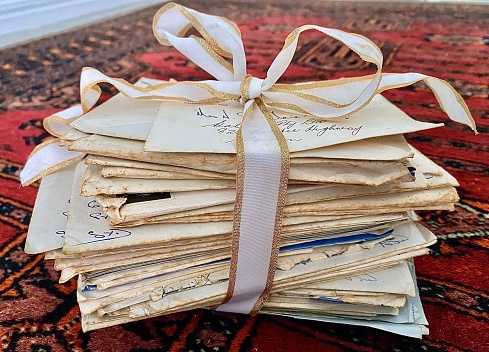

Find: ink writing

[83,229,132,244]
[202,120,241,135]
[379,235,409,248]
[345,274,377,282]
[301,118,363,137]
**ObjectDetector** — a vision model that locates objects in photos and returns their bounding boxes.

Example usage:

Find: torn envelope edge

[80,249,427,333]
[77,221,433,296]
[96,150,456,225]
[77,261,413,312]
[99,185,456,226]
[79,161,412,196]
[59,225,397,282]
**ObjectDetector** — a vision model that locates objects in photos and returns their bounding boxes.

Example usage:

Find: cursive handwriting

[89,212,109,220]
[301,118,363,136]
[196,107,234,120]
[196,106,363,138]
[87,200,101,208]
[81,228,132,244]
[276,119,301,133]
[202,119,241,135]
[379,235,409,248]
[345,274,377,282]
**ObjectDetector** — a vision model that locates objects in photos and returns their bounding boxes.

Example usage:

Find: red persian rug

[1,1,488,351]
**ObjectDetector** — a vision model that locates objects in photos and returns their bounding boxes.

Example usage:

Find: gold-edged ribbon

[20,2,477,314]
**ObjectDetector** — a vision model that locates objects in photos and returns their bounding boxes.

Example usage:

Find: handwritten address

[197,107,363,138]
[75,199,133,245]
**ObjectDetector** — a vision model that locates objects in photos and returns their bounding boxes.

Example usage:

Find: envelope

[77,221,435,319]
[77,261,412,317]
[85,155,234,179]
[24,163,77,254]
[80,245,428,332]
[70,77,166,141]
[69,77,442,154]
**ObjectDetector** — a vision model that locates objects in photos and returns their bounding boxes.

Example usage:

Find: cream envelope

[71,135,413,185]
[85,155,234,179]
[94,186,323,225]
[290,134,413,160]
[24,163,77,254]
[105,208,402,227]
[80,221,433,302]
[81,135,414,167]
[59,128,90,142]
[289,293,407,308]
[66,132,418,175]
[55,241,227,272]
[81,165,411,197]
[91,182,350,222]
[146,95,441,153]
[68,74,441,154]
[101,184,455,227]
[70,77,166,141]
[262,297,399,316]
[80,165,236,196]
[79,262,412,316]
[78,264,225,315]
[294,261,415,296]
[272,225,435,292]
[54,237,229,262]
[80,249,426,332]
[98,159,409,184]
[283,186,458,215]
[67,134,237,173]
[95,147,455,226]
[99,165,234,180]
[61,220,401,282]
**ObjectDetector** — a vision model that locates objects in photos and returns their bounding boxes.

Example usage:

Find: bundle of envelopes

[23,75,465,338]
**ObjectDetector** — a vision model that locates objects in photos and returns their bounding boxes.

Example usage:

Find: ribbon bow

[20,3,476,315]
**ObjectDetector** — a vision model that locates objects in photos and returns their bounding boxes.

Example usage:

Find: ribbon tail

[20,139,84,186]
[379,73,477,132]
[218,98,289,314]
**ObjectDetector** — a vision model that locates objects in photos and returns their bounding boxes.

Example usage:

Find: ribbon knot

[239,74,264,104]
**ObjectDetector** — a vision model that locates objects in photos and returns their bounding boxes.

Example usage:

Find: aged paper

[24,163,77,254]
[145,95,442,153]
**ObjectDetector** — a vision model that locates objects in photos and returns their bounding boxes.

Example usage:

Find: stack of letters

[25,78,462,337]
[22,2,476,339]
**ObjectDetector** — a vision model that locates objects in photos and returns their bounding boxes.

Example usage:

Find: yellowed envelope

[80,222,434,331]
[24,163,77,254]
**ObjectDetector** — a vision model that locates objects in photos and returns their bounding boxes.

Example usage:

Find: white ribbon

[20,2,476,314]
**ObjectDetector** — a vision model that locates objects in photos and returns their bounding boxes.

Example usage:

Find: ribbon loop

[153,2,247,81]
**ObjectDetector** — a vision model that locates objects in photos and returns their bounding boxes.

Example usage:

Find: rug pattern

[0,1,488,351]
